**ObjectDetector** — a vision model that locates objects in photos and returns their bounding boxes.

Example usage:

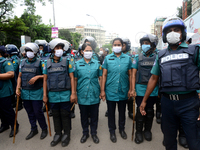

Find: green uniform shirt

[151,42,200,94]
[74,58,102,105]
[43,57,75,103]
[19,57,44,100]
[0,57,14,98]
[11,55,19,72]
[132,52,159,97]
[102,52,133,101]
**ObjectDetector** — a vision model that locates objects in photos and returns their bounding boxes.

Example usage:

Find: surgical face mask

[142,45,151,53]
[54,49,63,57]
[112,46,122,53]
[166,31,181,44]
[84,52,93,59]
[99,51,103,55]
[26,51,35,59]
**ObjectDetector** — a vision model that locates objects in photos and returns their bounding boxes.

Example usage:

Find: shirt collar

[110,52,125,58]
[168,42,188,51]
[81,58,95,64]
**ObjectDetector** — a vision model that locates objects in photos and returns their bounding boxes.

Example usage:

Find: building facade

[61,25,106,48]
[192,0,200,13]
[105,32,119,45]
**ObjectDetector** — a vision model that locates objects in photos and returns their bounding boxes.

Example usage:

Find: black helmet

[139,34,158,48]
[5,44,19,55]
[82,36,97,50]
[122,38,131,51]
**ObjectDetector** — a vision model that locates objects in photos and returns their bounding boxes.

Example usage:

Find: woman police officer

[100,38,133,143]
[43,38,77,147]
[74,43,102,144]
[16,43,48,140]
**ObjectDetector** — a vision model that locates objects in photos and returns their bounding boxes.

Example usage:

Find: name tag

[49,67,64,72]
[141,61,154,66]
[22,68,36,73]
[161,53,189,64]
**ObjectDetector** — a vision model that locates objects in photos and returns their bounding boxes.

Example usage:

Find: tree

[177,0,192,19]
[102,43,112,54]
[59,29,72,43]
[71,32,82,50]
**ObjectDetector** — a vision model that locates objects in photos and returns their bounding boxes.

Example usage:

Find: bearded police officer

[140,17,200,150]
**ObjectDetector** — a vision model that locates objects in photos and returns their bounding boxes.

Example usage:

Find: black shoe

[61,134,70,147]
[179,136,189,148]
[110,133,117,143]
[105,110,108,117]
[26,129,38,140]
[0,126,9,133]
[51,134,62,147]
[156,112,161,124]
[9,125,19,138]
[144,130,152,141]
[40,129,48,139]
[156,118,161,124]
[70,112,75,118]
[128,112,133,120]
[135,131,143,144]
[119,130,127,139]
[92,135,99,144]
[80,134,89,143]
[49,109,53,117]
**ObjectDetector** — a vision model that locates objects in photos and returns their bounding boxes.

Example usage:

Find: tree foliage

[177,0,192,19]
[102,43,112,54]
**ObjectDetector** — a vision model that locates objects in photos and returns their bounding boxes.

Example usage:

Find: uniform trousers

[161,94,200,150]
[106,100,127,134]
[0,96,16,129]
[78,103,99,135]
[23,100,47,131]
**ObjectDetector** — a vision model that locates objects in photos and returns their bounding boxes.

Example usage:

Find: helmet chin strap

[145,49,154,56]
[168,41,182,47]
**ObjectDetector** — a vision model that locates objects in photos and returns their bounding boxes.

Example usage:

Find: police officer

[43,39,77,147]
[5,44,23,111]
[74,43,102,144]
[16,43,48,140]
[132,34,158,144]
[122,38,134,120]
[83,36,99,61]
[75,44,83,62]
[140,17,200,150]
[35,40,48,57]
[100,38,133,143]
[19,45,26,59]
[0,45,19,137]
[99,47,108,65]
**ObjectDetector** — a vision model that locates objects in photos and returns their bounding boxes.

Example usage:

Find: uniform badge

[132,60,136,64]
[8,62,11,66]
[73,66,75,70]
[69,64,72,68]
[42,64,45,68]
[102,60,104,64]
[71,58,74,62]
[153,60,156,66]
[99,66,102,70]
[13,61,15,64]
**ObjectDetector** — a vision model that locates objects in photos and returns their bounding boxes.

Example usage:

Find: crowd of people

[0,16,200,150]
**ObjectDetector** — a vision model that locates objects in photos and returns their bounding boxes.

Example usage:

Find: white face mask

[166,31,181,44]
[26,51,35,59]
[55,49,63,57]
[112,46,122,53]
[99,51,103,55]
[84,52,93,59]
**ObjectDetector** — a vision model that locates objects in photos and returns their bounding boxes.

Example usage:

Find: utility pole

[53,0,56,27]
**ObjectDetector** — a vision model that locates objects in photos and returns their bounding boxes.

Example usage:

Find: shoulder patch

[99,66,102,70]
[69,64,72,68]
[42,64,45,67]
[71,58,74,62]
[8,62,11,66]
[13,61,15,64]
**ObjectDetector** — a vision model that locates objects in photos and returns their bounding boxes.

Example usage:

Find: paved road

[0,101,185,150]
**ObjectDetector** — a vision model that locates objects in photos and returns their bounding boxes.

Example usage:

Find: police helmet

[162,17,187,43]
[140,34,158,48]
[49,38,65,51]
[20,45,26,54]
[5,44,19,55]
[105,48,109,53]
[0,45,6,53]
[122,38,131,51]
[82,36,97,50]
[24,42,39,54]
[34,40,47,46]
[61,40,70,52]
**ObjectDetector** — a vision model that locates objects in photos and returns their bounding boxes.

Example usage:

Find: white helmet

[24,42,39,54]
[61,40,70,51]
[49,38,64,50]
[34,40,47,46]
[186,32,199,43]
[20,45,26,54]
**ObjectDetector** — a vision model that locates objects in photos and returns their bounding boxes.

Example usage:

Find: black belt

[162,91,197,101]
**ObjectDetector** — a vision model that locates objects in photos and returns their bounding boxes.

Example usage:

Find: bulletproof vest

[0,59,7,89]
[158,44,200,92]
[136,53,156,85]
[21,58,43,90]
[47,58,71,92]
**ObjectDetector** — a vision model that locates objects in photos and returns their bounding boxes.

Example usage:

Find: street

[0,101,185,150]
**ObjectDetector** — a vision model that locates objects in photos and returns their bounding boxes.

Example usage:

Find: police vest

[158,44,200,92]
[21,58,43,90]
[136,54,156,85]
[47,58,71,92]
[0,59,7,89]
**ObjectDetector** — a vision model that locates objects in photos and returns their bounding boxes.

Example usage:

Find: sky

[14,0,184,47]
